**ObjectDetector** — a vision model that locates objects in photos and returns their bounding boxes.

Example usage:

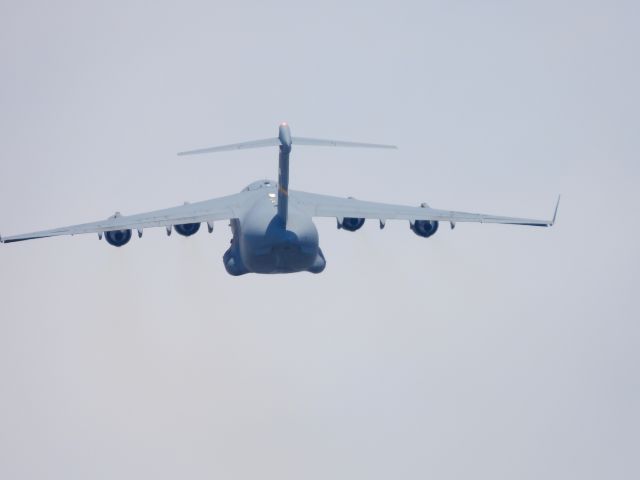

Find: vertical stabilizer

[277,123,292,225]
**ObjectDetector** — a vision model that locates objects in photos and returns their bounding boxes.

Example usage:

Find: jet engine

[411,220,439,238]
[340,217,365,232]
[174,222,201,237]
[104,229,132,247]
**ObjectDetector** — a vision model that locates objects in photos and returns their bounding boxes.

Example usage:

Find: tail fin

[178,123,397,224]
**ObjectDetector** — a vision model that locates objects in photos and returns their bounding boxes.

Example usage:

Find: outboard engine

[174,222,201,237]
[340,217,365,232]
[104,229,132,247]
[411,220,439,238]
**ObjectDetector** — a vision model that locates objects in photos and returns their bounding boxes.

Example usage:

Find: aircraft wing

[291,190,559,227]
[0,191,256,243]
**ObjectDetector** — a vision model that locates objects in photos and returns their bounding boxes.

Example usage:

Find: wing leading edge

[291,191,560,228]
[0,191,257,244]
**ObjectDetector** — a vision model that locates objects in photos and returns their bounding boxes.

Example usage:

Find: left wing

[290,190,560,227]
[1,190,258,243]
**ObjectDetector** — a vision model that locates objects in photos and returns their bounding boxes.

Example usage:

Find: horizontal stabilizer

[178,124,397,156]
[178,137,280,156]
[292,137,397,149]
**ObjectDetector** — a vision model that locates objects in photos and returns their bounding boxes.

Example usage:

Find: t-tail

[178,123,397,225]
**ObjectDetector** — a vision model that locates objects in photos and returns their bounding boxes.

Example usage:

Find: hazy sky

[1,1,638,479]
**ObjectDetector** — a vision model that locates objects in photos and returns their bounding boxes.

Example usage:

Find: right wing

[291,190,560,227]
[1,190,258,244]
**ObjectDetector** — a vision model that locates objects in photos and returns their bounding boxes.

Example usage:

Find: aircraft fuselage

[223,180,326,275]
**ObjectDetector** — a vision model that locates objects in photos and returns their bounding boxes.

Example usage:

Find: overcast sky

[0,1,638,479]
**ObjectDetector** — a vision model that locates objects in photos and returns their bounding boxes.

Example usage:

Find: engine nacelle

[104,229,132,247]
[174,222,201,237]
[411,220,439,238]
[340,217,365,232]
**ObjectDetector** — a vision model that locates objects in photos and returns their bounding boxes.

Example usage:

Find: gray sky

[1,1,638,479]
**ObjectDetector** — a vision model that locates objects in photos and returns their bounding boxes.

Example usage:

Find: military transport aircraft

[1,123,559,275]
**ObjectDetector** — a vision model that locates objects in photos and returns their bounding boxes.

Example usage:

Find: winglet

[551,195,561,226]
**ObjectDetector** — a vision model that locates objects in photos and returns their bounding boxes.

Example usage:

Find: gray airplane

[0,123,559,275]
